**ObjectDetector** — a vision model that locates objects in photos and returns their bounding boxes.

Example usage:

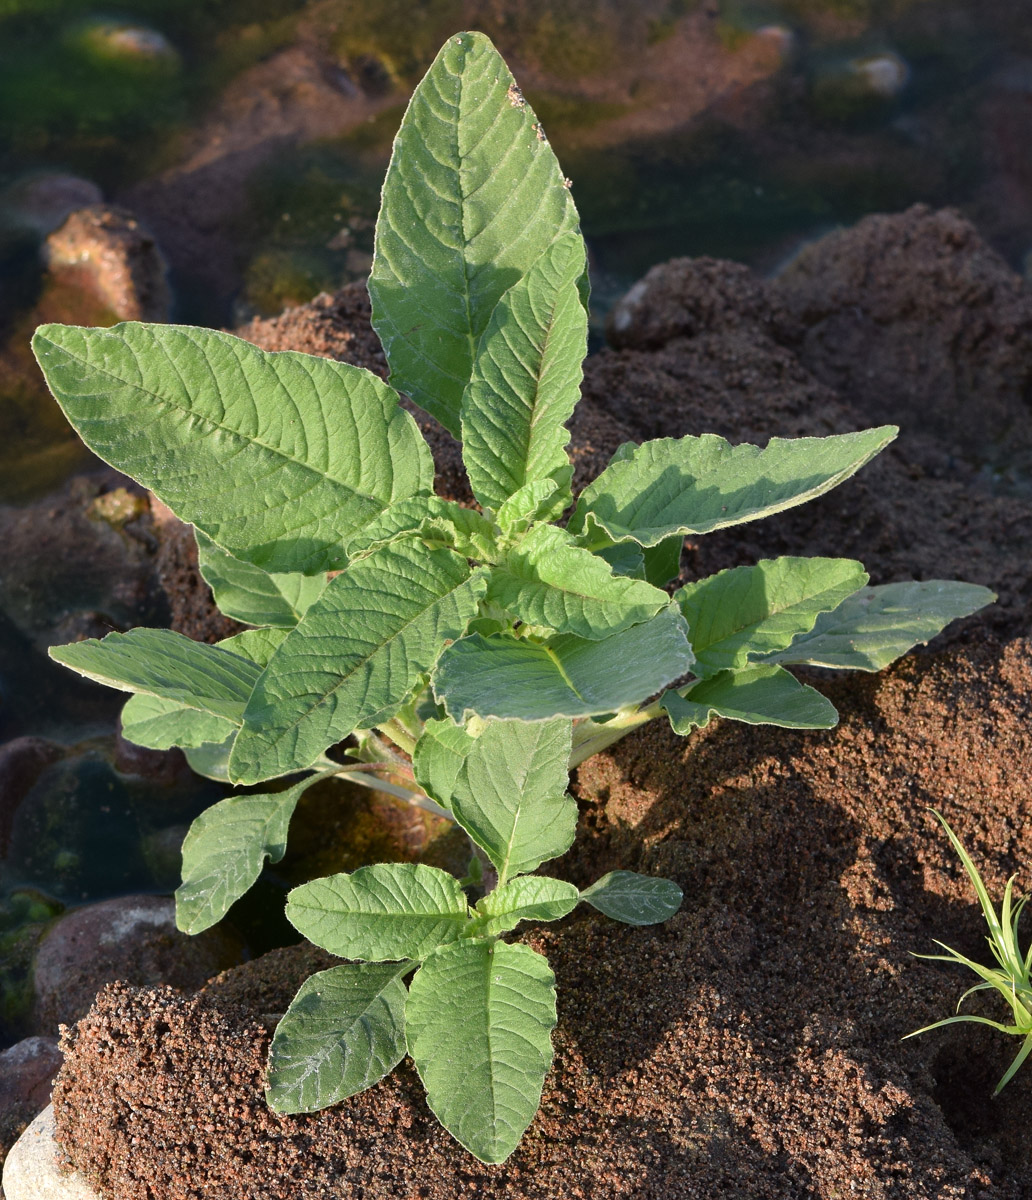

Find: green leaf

[434,606,694,722]
[661,664,838,733]
[580,871,683,925]
[369,31,582,436]
[32,323,434,574]
[266,963,409,1113]
[285,863,471,962]
[50,629,260,722]
[467,876,579,938]
[217,627,290,669]
[406,938,557,1163]
[120,693,235,751]
[571,426,897,549]
[761,580,997,671]
[411,717,476,808]
[175,772,328,934]
[344,496,499,562]
[595,540,646,579]
[676,557,868,678]
[184,737,235,783]
[641,535,685,587]
[229,541,488,785]
[485,524,669,640]
[495,477,572,537]
[461,232,586,513]
[195,531,327,627]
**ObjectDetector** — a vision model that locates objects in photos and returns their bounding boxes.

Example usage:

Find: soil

[53,206,1032,1197]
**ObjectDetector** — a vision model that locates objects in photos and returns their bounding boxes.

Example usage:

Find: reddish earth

[52,206,1032,1197]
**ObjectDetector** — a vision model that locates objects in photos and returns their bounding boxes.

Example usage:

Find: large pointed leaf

[195,531,327,628]
[50,628,260,721]
[32,323,434,574]
[580,871,682,926]
[461,232,586,513]
[175,772,328,934]
[369,31,582,436]
[467,876,579,938]
[661,664,838,733]
[761,580,996,671]
[266,963,408,1113]
[285,863,471,962]
[414,717,576,884]
[676,557,868,678]
[571,427,896,549]
[229,541,487,785]
[485,524,669,640]
[434,606,694,722]
[120,693,235,751]
[406,938,557,1163]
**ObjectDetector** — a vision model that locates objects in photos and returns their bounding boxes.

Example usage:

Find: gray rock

[2,1105,99,1200]
[0,1038,63,1171]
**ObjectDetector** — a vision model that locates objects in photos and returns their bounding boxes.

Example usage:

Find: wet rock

[810,49,910,119]
[44,206,170,323]
[2,1104,98,1200]
[0,1038,63,1171]
[139,826,189,890]
[0,174,103,238]
[32,895,243,1035]
[0,739,63,857]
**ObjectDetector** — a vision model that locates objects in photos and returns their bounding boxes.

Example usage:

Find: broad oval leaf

[32,323,434,574]
[369,31,582,436]
[461,232,586,513]
[175,773,326,934]
[266,963,409,1114]
[486,524,669,641]
[675,556,868,678]
[229,541,488,786]
[285,863,471,962]
[571,427,897,548]
[580,871,682,926]
[411,717,476,810]
[406,938,557,1164]
[195,531,327,628]
[661,664,839,734]
[467,876,580,938]
[50,628,260,722]
[761,580,996,671]
[120,693,235,751]
[433,605,694,722]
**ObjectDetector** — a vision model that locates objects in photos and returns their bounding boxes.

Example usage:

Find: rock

[32,895,243,1034]
[2,1105,99,1200]
[0,739,63,857]
[43,206,170,323]
[73,19,179,70]
[0,1039,63,1171]
[0,175,104,238]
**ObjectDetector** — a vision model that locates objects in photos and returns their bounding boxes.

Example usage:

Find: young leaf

[410,717,476,809]
[495,477,573,537]
[467,876,580,938]
[195,531,327,628]
[434,606,694,722]
[581,871,683,925]
[229,541,488,786]
[369,31,581,436]
[485,524,670,641]
[285,863,471,962]
[176,772,329,934]
[414,718,577,884]
[760,580,997,671]
[570,426,897,549]
[50,628,260,722]
[266,963,409,1113]
[344,496,499,562]
[461,232,587,514]
[406,938,557,1163]
[675,556,868,678]
[661,664,838,733]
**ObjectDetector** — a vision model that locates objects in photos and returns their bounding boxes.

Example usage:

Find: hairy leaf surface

[760,580,996,671]
[495,477,572,536]
[406,939,557,1163]
[676,557,868,677]
[461,233,586,513]
[32,323,433,574]
[286,863,471,961]
[266,963,408,1113]
[467,876,579,938]
[571,427,896,548]
[345,496,498,562]
[581,871,683,925]
[369,31,581,435]
[230,541,487,785]
[434,606,694,721]
[120,693,235,751]
[195,531,327,627]
[661,664,838,733]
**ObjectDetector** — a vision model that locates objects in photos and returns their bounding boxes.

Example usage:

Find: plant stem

[378,717,417,757]
[568,702,663,768]
[327,766,453,820]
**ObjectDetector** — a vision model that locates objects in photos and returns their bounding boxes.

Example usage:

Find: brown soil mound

[54,207,1032,1197]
